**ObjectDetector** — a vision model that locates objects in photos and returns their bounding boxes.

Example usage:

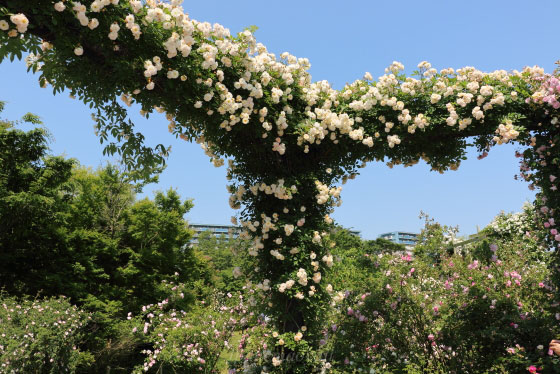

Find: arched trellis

[1,1,559,371]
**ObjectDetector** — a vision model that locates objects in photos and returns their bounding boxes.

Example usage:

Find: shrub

[128,277,249,373]
[326,217,560,373]
[0,295,92,373]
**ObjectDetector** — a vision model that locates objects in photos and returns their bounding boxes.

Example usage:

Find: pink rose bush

[324,213,559,373]
[0,296,92,373]
[128,279,251,373]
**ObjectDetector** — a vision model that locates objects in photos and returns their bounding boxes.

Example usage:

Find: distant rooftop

[189,223,241,244]
[378,231,419,247]
[189,223,360,244]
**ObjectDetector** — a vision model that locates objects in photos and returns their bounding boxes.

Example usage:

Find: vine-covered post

[226,151,347,371]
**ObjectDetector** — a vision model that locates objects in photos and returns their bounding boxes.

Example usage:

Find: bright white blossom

[10,13,29,33]
[54,2,66,11]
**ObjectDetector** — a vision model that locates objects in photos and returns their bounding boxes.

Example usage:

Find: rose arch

[1,0,559,372]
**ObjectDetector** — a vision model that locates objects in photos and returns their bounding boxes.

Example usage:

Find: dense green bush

[194,230,252,295]
[326,227,406,292]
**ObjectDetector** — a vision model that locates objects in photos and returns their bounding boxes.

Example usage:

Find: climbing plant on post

[0,1,559,371]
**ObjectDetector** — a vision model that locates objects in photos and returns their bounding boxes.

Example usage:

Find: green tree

[64,169,203,314]
[194,230,251,294]
[0,121,202,315]
[0,105,76,297]
[327,227,406,292]
[364,237,408,255]
[413,212,459,263]
[0,104,215,371]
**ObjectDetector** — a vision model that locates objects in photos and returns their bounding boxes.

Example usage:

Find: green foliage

[0,116,76,297]
[481,203,548,262]
[364,238,407,255]
[0,295,93,373]
[0,124,200,315]
[327,216,560,374]
[64,173,203,315]
[194,230,251,294]
[128,277,249,374]
[413,212,459,263]
[326,228,406,292]
[0,110,215,371]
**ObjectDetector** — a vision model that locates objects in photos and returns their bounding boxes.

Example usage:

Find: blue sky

[1,1,558,239]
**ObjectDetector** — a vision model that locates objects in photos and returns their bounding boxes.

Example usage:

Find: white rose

[54,2,66,11]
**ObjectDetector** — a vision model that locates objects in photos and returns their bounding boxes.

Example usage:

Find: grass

[216,331,242,373]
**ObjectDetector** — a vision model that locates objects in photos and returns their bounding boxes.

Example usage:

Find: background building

[189,224,361,245]
[189,224,240,245]
[378,231,419,248]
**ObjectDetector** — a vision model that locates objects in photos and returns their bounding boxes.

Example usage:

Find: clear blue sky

[1,1,558,239]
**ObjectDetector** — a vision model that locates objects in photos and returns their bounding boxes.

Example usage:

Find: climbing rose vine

[0,1,559,371]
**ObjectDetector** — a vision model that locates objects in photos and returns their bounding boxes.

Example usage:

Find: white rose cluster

[272,137,286,155]
[2,1,554,172]
[247,235,265,257]
[199,140,224,168]
[248,179,296,200]
[256,279,271,291]
[10,14,29,33]
[108,22,120,40]
[296,268,308,286]
[312,231,322,244]
[322,254,334,267]
[143,57,162,78]
[315,181,342,206]
[312,272,321,284]
[270,249,285,261]
[493,120,519,144]
[124,14,141,39]
[54,2,66,12]
[278,279,295,293]
[387,134,401,148]
[284,224,295,236]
